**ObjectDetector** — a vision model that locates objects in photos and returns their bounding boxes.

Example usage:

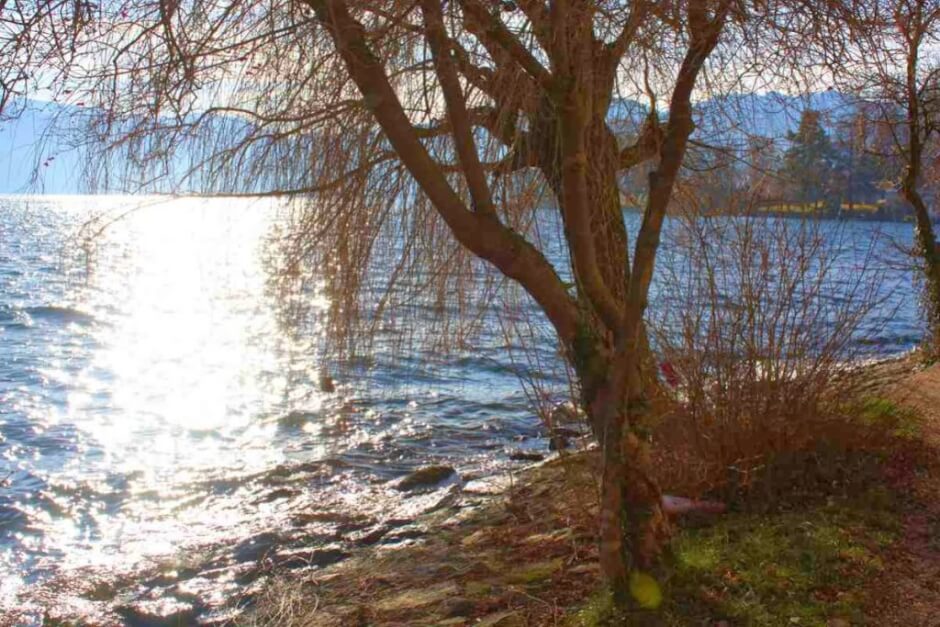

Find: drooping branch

[308,0,580,344]
[611,0,733,397]
[420,0,496,216]
[458,0,554,92]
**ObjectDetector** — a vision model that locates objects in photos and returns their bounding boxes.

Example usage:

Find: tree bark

[901,182,940,359]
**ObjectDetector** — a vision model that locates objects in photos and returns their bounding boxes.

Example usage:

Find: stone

[379,526,427,545]
[502,558,564,584]
[253,487,298,504]
[548,427,583,450]
[271,546,349,569]
[508,451,545,462]
[354,525,389,546]
[374,581,459,612]
[551,401,586,424]
[461,529,489,547]
[278,410,313,428]
[232,532,282,563]
[116,598,198,627]
[438,596,475,618]
[396,465,457,491]
[476,610,524,627]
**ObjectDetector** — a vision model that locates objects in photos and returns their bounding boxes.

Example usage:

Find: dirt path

[868,363,940,626]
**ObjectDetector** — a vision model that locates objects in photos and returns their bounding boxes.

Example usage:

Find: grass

[857,397,923,440]
[567,485,901,627]
[566,394,925,627]
[662,488,899,626]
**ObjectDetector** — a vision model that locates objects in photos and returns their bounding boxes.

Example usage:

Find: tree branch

[458,0,554,92]
[309,0,579,344]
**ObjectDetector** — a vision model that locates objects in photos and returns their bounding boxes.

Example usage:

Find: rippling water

[0,195,923,623]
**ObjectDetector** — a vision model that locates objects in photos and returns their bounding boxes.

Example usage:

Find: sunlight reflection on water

[2,196,331,588]
[0,195,924,622]
[1,195,545,620]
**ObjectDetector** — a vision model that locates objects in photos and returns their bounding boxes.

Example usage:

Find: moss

[858,396,923,439]
[565,589,614,627]
[464,581,493,597]
[568,486,901,627]
[661,489,900,626]
[502,558,564,585]
[571,321,606,404]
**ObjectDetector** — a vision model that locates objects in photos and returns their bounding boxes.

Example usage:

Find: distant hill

[608,90,854,145]
[0,92,859,195]
[0,100,85,194]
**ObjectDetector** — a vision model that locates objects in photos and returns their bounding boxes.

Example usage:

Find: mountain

[0,92,860,194]
[0,100,85,194]
[607,90,855,146]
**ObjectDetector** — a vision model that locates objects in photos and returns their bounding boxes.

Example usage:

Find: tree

[832,111,884,208]
[2,0,825,608]
[782,109,839,206]
[839,0,940,359]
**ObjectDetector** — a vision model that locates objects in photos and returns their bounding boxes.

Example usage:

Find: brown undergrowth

[242,453,607,626]
[242,356,936,626]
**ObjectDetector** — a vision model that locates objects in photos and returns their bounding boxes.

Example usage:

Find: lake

[0,195,923,623]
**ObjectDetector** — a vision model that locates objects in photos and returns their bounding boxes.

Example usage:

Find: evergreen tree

[782,110,839,205]
[833,112,883,208]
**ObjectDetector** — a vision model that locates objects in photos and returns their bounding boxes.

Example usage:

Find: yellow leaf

[629,571,662,609]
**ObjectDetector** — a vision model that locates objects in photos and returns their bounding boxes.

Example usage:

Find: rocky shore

[23,353,940,626]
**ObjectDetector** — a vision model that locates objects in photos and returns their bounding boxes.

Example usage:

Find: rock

[476,610,524,627]
[116,598,198,627]
[569,562,600,575]
[265,461,325,482]
[396,465,457,491]
[232,532,282,563]
[438,596,475,618]
[319,373,336,393]
[379,526,427,545]
[508,451,545,462]
[548,426,585,450]
[290,510,370,531]
[374,581,459,612]
[253,487,298,504]
[550,401,587,425]
[271,546,349,569]
[353,525,389,546]
[278,410,314,428]
[502,558,564,584]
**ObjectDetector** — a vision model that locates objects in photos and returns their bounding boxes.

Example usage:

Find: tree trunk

[593,380,669,610]
[902,183,940,360]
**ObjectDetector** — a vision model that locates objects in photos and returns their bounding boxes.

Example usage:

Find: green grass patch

[857,397,923,440]
[569,487,901,626]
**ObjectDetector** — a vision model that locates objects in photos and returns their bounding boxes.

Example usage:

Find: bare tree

[838,0,940,359]
[2,0,838,608]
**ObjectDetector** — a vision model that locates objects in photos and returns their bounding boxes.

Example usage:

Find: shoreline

[19,351,936,626]
[241,351,938,626]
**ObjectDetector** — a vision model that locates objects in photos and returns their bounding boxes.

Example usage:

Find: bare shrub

[647,206,892,498]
